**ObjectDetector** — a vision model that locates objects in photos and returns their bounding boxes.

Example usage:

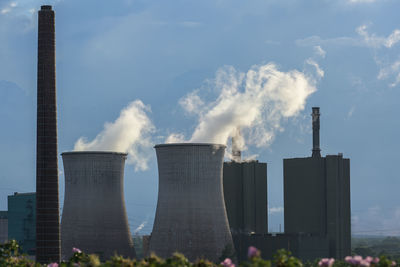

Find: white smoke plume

[168,62,321,155]
[74,100,155,171]
[134,221,147,235]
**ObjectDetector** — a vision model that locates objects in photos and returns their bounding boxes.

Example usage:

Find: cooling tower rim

[61,151,128,156]
[154,143,226,148]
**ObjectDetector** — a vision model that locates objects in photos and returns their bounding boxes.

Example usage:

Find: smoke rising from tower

[169,62,322,155]
[73,100,154,171]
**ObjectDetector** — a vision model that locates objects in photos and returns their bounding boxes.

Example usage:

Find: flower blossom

[47,263,58,267]
[318,258,335,267]
[72,247,82,253]
[247,246,260,259]
[221,258,235,267]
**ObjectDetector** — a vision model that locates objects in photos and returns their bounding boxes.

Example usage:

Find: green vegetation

[0,240,398,267]
[352,236,400,259]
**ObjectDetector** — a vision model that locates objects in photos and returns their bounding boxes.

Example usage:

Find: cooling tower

[61,152,136,260]
[149,143,234,262]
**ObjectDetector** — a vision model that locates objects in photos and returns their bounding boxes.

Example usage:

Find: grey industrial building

[149,143,234,262]
[284,109,351,259]
[223,160,268,235]
[61,152,136,260]
[222,107,351,262]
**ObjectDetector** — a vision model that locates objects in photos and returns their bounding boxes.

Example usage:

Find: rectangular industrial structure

[223,161,268,235]
[284,154,351,259]
[8,192,36,255]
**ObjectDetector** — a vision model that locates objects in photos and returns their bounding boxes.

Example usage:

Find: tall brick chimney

[36,5,61,263]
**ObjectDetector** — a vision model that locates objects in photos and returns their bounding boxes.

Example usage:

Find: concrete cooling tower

[61,152,136,260]
[149,143,234,262]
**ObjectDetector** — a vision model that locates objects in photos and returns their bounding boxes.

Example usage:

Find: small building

[0,211,8,243]
[8,192,36,255]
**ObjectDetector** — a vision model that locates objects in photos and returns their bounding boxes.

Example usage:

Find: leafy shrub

[0,240,398,267]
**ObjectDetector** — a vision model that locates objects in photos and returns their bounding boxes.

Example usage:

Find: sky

[0,0,400,236]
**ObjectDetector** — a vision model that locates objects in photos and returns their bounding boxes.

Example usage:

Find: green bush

[0,240,398,267]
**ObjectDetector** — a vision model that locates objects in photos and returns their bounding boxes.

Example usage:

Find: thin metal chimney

[36,5,61,263]
[312,107,321,158]
[232,127,241,162]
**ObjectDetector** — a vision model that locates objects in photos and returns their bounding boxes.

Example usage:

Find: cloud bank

[167,62,320,155]
[74,100,155,171]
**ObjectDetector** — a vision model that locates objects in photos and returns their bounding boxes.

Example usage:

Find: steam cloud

[134,221,147,234]
[168,62,321,155]
[74,100,155,171]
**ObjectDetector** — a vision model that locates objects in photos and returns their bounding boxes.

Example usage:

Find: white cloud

[306,59,324,78]
[347,106,356,118]
[314,46,326,58]
[352,206,400,236]
[347,0,377,3]
[357,24,400,49]
[296,35,363,47]
[0,2,17,15]
[74,100,155,171]
[181,21,202,28]
[269,206,284,214]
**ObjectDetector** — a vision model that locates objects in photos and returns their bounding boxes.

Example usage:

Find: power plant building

[223,161,268,235]
[222,107,351,261]
[8,192,36,255]
[284,107,351,259]
[61,152,136,260]
[284,157,351,258]
[150,143,234,262]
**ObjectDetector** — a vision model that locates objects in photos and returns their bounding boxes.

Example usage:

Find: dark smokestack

[312,107,321,158]
[36,5,61,263]
[232,127,241,162]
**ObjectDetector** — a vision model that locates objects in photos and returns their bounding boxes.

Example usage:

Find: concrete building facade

[8,192,36,255]
[223,161,267,235]
[36,5,60,263]
[150,143,234,262]
[61,152,136,260]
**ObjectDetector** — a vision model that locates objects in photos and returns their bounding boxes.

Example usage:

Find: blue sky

[1,0,400,236]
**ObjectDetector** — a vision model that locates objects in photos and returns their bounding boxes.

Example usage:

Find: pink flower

[247,246,260,259]
[365,257,373,263]
[319,258,335,267]
[47,263,58,267]
[360,260,370,267]
[392,261,396,266]
[72,247,82,253]
[372,258,380,264]
[221,258,235,267]
[345,256,353,264]
[353,256,363,265]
